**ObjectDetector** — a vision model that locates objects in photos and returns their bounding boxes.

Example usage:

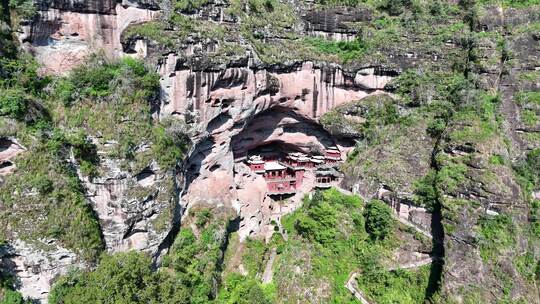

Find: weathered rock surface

[168,60,379,238]
[5,0,539,302]
[438,7,540,303]
[18,3,158,74]
[159,59,387,120]
[302,7,372,41]
[0,137,25,179]
[76,158,178,256]
[0,240,84,303]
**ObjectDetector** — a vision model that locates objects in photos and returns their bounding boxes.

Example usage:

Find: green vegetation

[0,133,104,261]
[294,191,340,244]
[530,199,540,237]
[478,214,516,261]
[51,209,234,304]
[513,148,540,238]
[378,0,414,16]
[217,273,272,304]
[304,37,368,63]
[521,109,539,126]
[3,0,540,302]
[122,1,238,60]
[489,154,505,166]
[162,223,226,303]
[272,189,428,303]
[56,56,159,105]
[514,148,540,193]
[49,252,165,304]
[122,21,177,48]
[241,239,267,276]
[478,0,540,8]
[1,54,189,266]
[8,0,37,19]
[436,159,468,193]
[413,170,439,210]
[174,0,210,12]
[515,91,540,105]
[364,200,395,241]
[52,56,189,171]
[357,265,431,304]
[514,251,539,282]
[320,94,401,144]
[0,55,49,125]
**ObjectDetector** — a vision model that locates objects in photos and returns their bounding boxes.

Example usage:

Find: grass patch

[304,37,368,63]
[275,189,427,302]
[0,133,103,261]
[478,214,516,261]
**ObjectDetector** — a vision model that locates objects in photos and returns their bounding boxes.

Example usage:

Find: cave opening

[0,160,13,169]
[230,107,346,200]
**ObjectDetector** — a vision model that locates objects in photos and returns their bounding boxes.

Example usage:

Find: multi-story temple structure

[246,148,343,196]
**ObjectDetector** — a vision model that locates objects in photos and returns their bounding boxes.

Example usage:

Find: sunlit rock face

[160,57,391,239]
[0,137,25,181]
[0,240,84,303]
[76,158,177,256]
[159,59,393,120]
[18,2,158,74]
[302,7,372,41]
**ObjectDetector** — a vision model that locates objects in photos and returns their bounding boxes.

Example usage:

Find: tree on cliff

[364,200,394,241]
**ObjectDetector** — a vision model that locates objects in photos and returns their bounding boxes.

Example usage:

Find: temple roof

[265,161,286,171]
[247,155,264,164]
[315,167,342,177]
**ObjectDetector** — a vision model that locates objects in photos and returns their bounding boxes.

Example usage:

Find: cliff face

[18,1,158,74]
[75,156,179,257]
[437,7,540,303]
[166,63,379,239]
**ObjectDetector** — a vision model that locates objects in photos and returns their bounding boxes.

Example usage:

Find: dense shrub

[61,56,160,105]
[8,0,36,18]
[514,148,540,191]
[0,56,49,125]
[413,170,439,211]
[0,88,27,120]
[378,0,412,15]
[364,200,395,241]
[241,239,267,276]
[292,189,362,244]
[49,252,188,304]
[217,273,272,304]
[305,37,368,63]
[295,193,338,244]
[0,289,27,304]
[478,214,516,261]
[160,210,230,304]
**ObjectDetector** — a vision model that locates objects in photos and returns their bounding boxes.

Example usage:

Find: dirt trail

[261,247,277,284]
[345,272,371,304]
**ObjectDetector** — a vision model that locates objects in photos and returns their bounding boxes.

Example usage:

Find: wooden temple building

[246,148,343,196]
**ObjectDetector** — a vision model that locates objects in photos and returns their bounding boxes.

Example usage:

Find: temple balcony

[315,182,332,189]
[268,189,297,196]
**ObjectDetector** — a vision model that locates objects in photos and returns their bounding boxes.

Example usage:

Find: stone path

[394,216,433,239]
[346,255,436,304]
[345,272,372,304]
[389,256,435,271]
[335,186,432,239]
[261,247,277,284]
